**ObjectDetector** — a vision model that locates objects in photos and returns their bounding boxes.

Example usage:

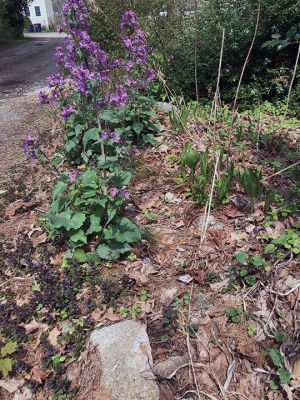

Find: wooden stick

[284,42,300,118]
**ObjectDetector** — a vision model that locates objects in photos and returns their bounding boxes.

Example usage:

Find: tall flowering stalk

[23,1,158,260]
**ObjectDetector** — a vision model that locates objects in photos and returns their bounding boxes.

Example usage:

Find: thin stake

[260,160,300,182]
[200,152,220,244]
[284,42,300,118]
[228,0,261,152]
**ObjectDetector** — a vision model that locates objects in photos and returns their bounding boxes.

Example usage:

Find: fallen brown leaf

[29,366,51,384]
[48,326,61,346]
[0,378,24,393]
[20,319,48,334]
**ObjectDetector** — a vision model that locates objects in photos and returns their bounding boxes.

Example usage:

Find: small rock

[178,274,193,284]
[158,143,169,152]
[153,356,188,379]
[176,245,186,252]
[156,102,178,113]
[197,215,215,228]
[164,192,181,204]
[245,224,256,234]
[89,321,159,400]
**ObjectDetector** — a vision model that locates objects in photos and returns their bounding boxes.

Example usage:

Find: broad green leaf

[69,229,87,245]
[133,122,143,135]
[278,368,291,384]
[86,215,103,235]
[265,243,277,254]
[47,211,86,231]
[100,110,119,123]
[52,180,68,199]
[83,128,100,150]
[235,252,249,265]
[269,348,283,367]
[0,358,13,378]
[97,241,132,260]
[73,249,88,263]
[113,170,132,187]
[251,256,266,267]
[103,217,141,243]
[1,341,17,357]
[79,169,98,188]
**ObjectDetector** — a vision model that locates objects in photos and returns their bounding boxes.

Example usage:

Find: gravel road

[0,33,64,100]
[0,33,64,178]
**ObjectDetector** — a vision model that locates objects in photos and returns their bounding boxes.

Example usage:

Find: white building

[25,0,55,29]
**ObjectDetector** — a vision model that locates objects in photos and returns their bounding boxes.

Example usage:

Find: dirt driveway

[0,33,64,179]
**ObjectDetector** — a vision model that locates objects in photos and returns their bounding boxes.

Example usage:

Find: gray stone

[90,320,159,400]
[156,102,178,113]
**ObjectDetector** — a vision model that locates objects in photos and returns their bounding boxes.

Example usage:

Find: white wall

[27,0,54,28]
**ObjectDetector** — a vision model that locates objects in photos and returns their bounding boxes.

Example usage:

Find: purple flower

[38,90,49,105]
[69,170,79,182]
[111,132,121,143]
[22,135,38,160]
[101,131,110,140]
[110,84,128,107]
[61,105,75,120]
[132,146,141,156]
[121,190,131,200]
[55,46,65,65]
[146,68,156,81]
[109,188,120,197]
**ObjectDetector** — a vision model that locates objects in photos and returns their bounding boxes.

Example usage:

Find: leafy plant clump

[178,143,234,206]
[23,1,159,260]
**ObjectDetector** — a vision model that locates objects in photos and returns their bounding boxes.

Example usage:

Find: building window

[35,6,41,16]
[24,6,30,16]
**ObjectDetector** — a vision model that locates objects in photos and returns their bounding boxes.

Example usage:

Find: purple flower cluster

[110,84,128,108]
[109,187,131,199]
[22,135,37,161]
[69,169,80,182]
[61,104,76,120]
[120,11,147,64]
[101,130,122,144]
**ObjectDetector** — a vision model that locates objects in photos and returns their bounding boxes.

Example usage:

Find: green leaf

[240,268,248,277]
[269,349,283,367]
[103,217,141,243]
[251,256,266,267]
[247,322,256,337]
[52,180,68,199]
[97,241,132,260]
[269,380,278,390]
[79,169,98,188]
[100,110,119,123]
[0,358,13,378]
[46,211,86,231]
[278,368,291,384]
[83,128,100,150]
[133,122,144,135]
[69,229,87,245]
[113,170,132,187]
[265,243,277,254]
[235,252,249,265]
[1,341,17,357]
[86,215,103,235]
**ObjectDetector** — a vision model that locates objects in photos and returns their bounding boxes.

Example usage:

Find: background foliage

[0,0,27,40]
[90,0,300,109]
